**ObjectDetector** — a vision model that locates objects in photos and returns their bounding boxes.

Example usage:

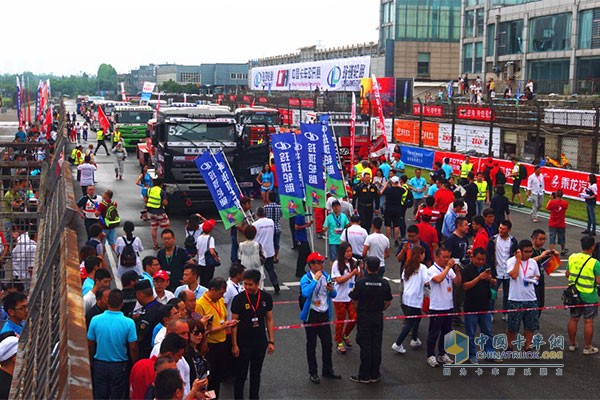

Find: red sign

[242,95,251,102]
[412,104,443,117]
[258,96,268,103]
[288,98,299,107]
[229,95,236,102]
[457,106,495,121]
[300,98,314,108]
[542,167,594,200]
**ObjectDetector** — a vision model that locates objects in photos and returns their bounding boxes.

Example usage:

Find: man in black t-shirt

[157,229,192,292]
[231,269,274,400]
[444,217,470,327]
[462,248,497,363]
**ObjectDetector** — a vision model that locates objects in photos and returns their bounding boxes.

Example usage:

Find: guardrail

[9,99,92,399]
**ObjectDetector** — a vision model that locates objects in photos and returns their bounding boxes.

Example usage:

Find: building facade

[461,0,600,94]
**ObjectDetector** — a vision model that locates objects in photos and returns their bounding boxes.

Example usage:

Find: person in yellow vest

[146,177,171,250]
[475,171,489,216]
[94,128,110,156]
[112,129,122,148]
[459,155,473,186]
[566,235,600,354]
[353,159,368,185]
[71,144,84,181]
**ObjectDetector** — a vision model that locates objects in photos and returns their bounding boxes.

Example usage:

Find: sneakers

[410,338,422,348]
[309,374,320,384]
[370,374,383,383]
[336,342,347,354]
[583,346,599,355]
[568,343,578,352]
[582,230,591,234]
[391,343,406,354]
[501,314,508,321]
[426,355,439,367]
[437,354,453,364]
[342,335,353,347]
[560,248,569,255]
[349,376,370,384]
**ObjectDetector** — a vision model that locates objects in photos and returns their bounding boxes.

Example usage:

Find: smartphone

[208,315,214,323]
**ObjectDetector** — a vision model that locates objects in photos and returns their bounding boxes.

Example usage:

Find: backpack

[120,236,137,267]
[518,164,527,180]
[495,169,506,185]
[184,229,198,256]
[104,202,121,228]
[402,185,414,208]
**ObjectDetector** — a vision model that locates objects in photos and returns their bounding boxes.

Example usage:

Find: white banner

[438,123,501,157]
[250,56,371,92]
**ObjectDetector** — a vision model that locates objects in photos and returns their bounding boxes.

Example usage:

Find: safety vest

[568,253,598,294]
[113,130,122,143]
[96,130,104,141]
[460,162,473,179]
[401,183,409,204]
[354,163,365,182]
[475,181,488,201]
[71,148,83,165]
[147,186,162,209]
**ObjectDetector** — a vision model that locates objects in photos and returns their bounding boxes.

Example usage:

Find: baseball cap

[202,219,216,233]
[331,200,341,207]
[153,270,170,281]
[306,252,325,263]
[0,336,18,363]
[390,176,399,183]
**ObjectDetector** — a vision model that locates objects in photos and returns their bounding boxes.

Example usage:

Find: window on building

[486,24,495,57]
[467,0,483,5]
[179,72,200,83]
[529,13,571,53]
[474,42,483,73]
[529,59,569,93]
[463,43,473,73]
[417,52,430,77]
[464,10,475,37]
[498,20,524,55]
[395,0,460,42]
[579,9,600,50]
[476,8,484,37]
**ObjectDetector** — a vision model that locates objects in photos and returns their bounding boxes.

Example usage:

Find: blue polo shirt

[428,183,439,197]
[378,163,391,179]
[0,319,25,335]
[441,164,453,179]
[87,310,137,362]
[409,176,427,200]
[82,277,94,296]
[393,160,405,172]
[294,215,308,242]
[140,272,155,288]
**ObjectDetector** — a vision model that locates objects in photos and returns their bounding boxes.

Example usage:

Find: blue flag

[299,124,325,208]
[322,123,346,198]
[447,80,453,99]
[271,133,306,219]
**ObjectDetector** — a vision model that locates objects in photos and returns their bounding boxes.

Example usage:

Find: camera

[452,258,465,269]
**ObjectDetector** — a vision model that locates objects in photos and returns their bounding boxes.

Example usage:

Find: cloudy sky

[2,0,379,76]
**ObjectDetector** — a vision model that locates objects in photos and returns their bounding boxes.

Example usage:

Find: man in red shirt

[546,190,569,255]
[471,215,489,251]
[433,180,455,235]
[415,197,440,227]
[416,213,439,256]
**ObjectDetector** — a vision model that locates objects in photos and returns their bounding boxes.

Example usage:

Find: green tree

[159,79,182,93]
[97,64,118,92]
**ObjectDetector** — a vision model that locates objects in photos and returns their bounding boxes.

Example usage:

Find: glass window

[476,8,484,37]
[463,43,473,73]
[464,10,475,37]
[395,0,461,42]
[579,10,592,49]
[498,20,524,55]
[529,59,569,94]
[474,43,483,73]
[486,24,495,57]
[417,52,430,77]
[467,0,482,5]
[529,13,571,53]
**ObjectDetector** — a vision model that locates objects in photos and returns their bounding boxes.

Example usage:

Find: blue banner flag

[271,133,306,219]
[400,145,435,170]
[299,123,325,208]
[194,150,244,229]
[447,80,453,99]
[322,123,346,198]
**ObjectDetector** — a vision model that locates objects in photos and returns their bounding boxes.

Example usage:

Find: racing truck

[112,105,154,148]
[151,105,270,209]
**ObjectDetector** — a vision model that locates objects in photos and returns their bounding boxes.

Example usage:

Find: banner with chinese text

[299,124,325,208]
[271,133,306,219]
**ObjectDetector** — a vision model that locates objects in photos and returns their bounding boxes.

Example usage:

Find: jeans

[305,311,334,375]
[328,244,339,261]
[395,305,422,346]
[199,265,215,288]
[531,194,544,219]
[263,256,279,287]
[476,200,485,217]
[464,313,494,359]
[490,278,510,313]
[273,231,281,252]
[92,360,129,400]
[587,202,597,233]
[234,343,268,400]
[356,312,384,380]
[289,218,296,247]
[426,309,453,357]
[94,139,109,156]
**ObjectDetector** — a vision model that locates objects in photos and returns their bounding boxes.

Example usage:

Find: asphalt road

[65,100,600,399]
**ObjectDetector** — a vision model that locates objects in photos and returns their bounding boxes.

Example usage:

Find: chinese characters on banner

[412,104,443,117]
[457,106,495,121]
[194,150,244,230]
[140,81,156,102]
[322,124,346,199]
[299,124,325,208]
[271,133,306,219]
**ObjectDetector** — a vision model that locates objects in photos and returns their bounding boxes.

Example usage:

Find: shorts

[149,212,171,229]
[507,300,539,332]
[103,228,116,246]
[384,208,401,227]
[548,227,565,245]
[570,303,598,320]
[512,179,522,194]
[329,244,339,261]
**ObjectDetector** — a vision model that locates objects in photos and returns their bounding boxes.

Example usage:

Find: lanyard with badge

[204,294,224,324]
[435,264,452,292]
[520,260,530,287]
[333,214,343,235]
[245,290,261,328]
[313,277,324,307]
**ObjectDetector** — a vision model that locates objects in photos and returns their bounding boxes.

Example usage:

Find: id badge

[447,286,452,293]
[251,317,259,328]
[314,300,322,307]
[524,281,529,287]
[349,282,354,289]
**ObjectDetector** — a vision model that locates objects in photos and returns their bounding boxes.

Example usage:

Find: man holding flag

[94,106,111,156]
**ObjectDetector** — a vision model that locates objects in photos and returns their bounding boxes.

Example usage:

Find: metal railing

[9,99,92,399]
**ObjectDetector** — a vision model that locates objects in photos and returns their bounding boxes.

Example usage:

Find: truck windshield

[329,125,368,137]
[237,113,279,126]
[116,111,153,124]
[167,122,236,143]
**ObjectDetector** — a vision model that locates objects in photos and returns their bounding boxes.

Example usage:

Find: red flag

[44,107,53,139]
[97,106,110,131]
[544,253,562,276]
[350,92,356,180]
[371,74,389,155]
[251,98,256,107]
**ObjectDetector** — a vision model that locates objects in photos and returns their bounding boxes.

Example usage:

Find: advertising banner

[140,81,156,102]
[412,104,443,117]
[360,77,395,118]
[323,124,346,199]
[400,145,435,170]
[438,123,501,157]
[271,133,306,219]
[251,56,370,92]
[299,124,325,208]
[457,106,495,121]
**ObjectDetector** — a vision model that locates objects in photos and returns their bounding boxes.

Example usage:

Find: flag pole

[291,132,313,251]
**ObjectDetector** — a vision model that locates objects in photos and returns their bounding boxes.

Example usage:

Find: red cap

[202,219,216,233]
[307,252,326,263]
[153,270,170,281]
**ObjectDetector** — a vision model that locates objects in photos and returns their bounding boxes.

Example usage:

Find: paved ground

[63,100,600,399]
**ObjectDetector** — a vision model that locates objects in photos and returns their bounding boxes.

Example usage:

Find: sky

[1,0,379,76]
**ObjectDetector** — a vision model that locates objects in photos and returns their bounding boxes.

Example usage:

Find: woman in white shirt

[238,225,265,289]
[392,245,428,354]
[115,221,144,278]
[331,242,362,354]
[77,155,97,195]
[583,173,598,235]
[373,168,388,212]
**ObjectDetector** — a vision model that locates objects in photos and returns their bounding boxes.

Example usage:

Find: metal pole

[535,101,542,164]
[450,98,457,153]
[592,101,600,174]
[291,132,313,250]
[488,101,495,157]
[418,97,423,147]
[328,123,349,199]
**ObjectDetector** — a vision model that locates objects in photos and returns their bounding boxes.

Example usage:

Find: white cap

[390,176,400,183]
[0,336,18,363]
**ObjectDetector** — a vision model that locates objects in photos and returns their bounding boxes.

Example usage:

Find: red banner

[300,98,314,108]
[97,106,110,132]
[229,95,236,102]
[457,106,495,121]
[412,104,443,117]
[258,96,268,103]
[542,167,593,200]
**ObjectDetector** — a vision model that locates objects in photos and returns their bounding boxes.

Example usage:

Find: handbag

[562,256,592,306]
[203,235,221,268]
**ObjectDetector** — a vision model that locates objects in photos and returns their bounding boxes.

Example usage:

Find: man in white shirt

[223,263,245,320]
[362,217,390,277]
[173,264,208,300]
[486,220,518,320]
[425,248,462,368]
[82,269,112,314]
[526,165,545,223]
[340,214,368,259]
[506,240,541,350]
[253,207,280,294]
[150,319,191,396]
[153,270,174,304]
